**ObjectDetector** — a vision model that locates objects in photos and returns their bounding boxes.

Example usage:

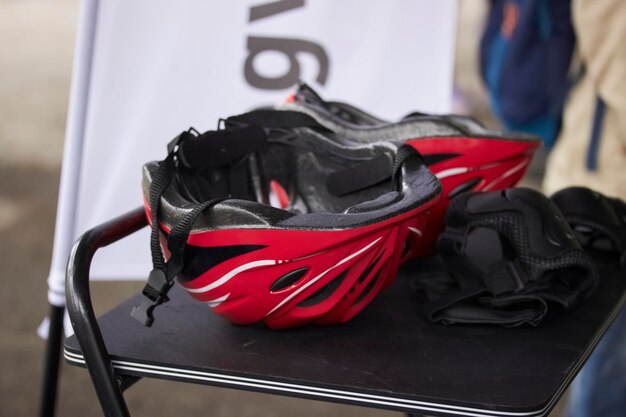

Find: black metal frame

[65,207,147,417]
[39,304,66,417]
[62,207,429,417]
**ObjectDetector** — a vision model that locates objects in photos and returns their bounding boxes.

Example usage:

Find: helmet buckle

[130,269,173,327]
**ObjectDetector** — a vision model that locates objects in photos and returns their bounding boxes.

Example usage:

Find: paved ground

[0,1,560,416]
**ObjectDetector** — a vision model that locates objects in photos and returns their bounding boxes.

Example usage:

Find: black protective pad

[423,189,599,327]
[552,187,626,266]
[65,259,625,417]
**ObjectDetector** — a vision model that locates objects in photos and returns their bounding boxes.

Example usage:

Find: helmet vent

[181,244,266,282]
[270,267,308,292]
[421,153,459,166]
[355,270,382,304]
[357,253,383,284]
[448,177,482,199]
[297,270,349,307]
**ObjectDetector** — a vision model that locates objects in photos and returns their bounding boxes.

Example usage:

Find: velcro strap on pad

[226,110,327,130]
[178,126,267,168]
[412,267,548,327]
[481,260,526,295]
[326,155,392,196]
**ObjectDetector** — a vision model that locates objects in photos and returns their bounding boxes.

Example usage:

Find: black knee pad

[415,188,598,327]
[551,187,626,268]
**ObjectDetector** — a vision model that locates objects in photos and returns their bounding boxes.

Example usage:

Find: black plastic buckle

[166,129,196,154]
[130,269,173,327]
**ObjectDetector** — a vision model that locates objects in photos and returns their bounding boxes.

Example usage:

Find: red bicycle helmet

[228,82,541,256]
[133,126,441,329]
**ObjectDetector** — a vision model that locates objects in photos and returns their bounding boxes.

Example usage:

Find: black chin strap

[131,129,250,326]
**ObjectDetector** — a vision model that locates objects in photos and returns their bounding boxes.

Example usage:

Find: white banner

[57,0,457,284]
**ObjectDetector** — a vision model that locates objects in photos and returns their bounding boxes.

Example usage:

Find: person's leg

[565,308,626,417]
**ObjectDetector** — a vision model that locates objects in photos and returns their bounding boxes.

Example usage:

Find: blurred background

[0,0,567,415]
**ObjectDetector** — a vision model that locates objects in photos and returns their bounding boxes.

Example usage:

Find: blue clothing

[565,308,626,417]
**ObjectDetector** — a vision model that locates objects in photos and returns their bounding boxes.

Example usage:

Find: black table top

[65,259,625,417]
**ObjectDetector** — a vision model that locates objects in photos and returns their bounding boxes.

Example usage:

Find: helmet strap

[131,130,223,326]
